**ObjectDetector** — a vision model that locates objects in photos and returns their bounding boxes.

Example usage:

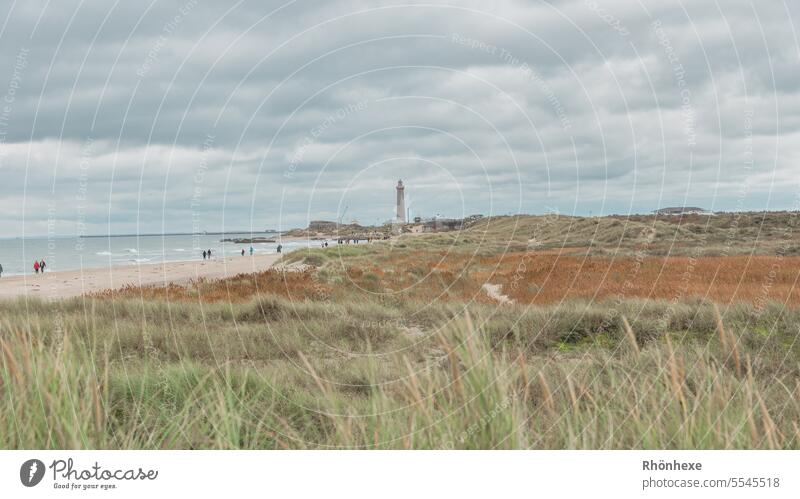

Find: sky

[0,0,798,236]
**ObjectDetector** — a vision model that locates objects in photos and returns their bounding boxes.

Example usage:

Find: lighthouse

[396,179,406,223]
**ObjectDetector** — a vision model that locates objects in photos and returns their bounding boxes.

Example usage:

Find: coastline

[0,253,283,300]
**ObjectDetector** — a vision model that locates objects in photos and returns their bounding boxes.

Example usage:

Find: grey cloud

[1,0,799,234]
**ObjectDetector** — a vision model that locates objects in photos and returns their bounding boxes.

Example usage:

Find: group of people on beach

[202,244,285,260]
[239,246,258,256]
[0,261,45,277]
[239,244,282,255]
[337,238,370,244]
[1,242,293,278]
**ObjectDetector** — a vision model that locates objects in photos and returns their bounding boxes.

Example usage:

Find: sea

[0,232,329,276]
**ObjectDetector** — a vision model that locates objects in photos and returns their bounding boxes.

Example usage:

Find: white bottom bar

[1,451,797,497]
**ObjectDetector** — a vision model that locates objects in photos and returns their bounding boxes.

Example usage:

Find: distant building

[653,207,712,215]
[422,217,463,232]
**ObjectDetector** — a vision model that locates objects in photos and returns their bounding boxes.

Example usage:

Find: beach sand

[0,253,282,300]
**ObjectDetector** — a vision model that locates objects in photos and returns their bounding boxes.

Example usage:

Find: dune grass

[375,211,800,256]
[284,243,800,307]
[1,290,799,449]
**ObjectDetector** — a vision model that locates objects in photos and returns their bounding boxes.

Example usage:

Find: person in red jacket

[33,260,40,274]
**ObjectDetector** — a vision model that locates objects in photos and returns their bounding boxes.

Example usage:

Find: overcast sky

[0,0,798,236]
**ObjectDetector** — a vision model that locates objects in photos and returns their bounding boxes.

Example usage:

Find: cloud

[0,0,798,234]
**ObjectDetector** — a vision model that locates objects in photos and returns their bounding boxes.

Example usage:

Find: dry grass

[2,297,799,449]
[459,211,800,256]
[91,269,327,303]
[297,245,800,308]
[485,253,800,306]
[290,211,800,257]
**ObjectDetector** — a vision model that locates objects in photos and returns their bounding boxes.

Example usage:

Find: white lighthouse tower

[396,179,406,223]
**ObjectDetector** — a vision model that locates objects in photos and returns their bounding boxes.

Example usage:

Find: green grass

[283,244,376,266]
[2,293,799,449]
[293,211,800,257]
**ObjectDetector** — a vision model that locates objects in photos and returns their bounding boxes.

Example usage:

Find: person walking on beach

[207,249,212,259]
[241,248,245,256]
[33,260,40,274]
[40,260,46,273]
[0,263,3,277]
[277,244,282,254]
[249,246,254,255]
[202,250,207,260]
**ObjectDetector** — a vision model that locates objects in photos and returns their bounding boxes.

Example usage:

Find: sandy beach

[0,253,282,300]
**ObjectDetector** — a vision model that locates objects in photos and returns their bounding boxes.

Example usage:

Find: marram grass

[1,295,799,449]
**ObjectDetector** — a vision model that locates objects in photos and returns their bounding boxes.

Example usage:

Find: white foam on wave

[96,251,112,256]
[124,248,138,253]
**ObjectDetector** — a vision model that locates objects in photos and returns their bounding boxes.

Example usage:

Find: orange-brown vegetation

[94,247,800,308]
[337,250,800,307]
[485,253,800,306]
[91,269,327,303]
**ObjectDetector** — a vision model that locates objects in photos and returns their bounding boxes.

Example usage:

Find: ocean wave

[96,251,112,256]
[173,248,186,252]
[124,248,138,253]
[130,258,151,263]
